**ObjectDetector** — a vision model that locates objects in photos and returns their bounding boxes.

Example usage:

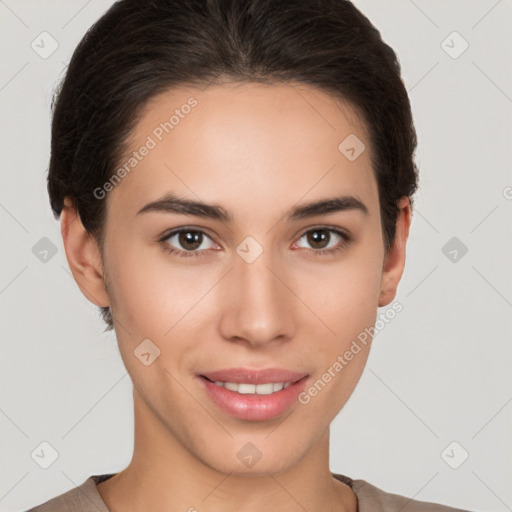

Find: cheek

[293,244,382,404]
[301,249,382,340]
[104,238,174,334]
[296,263,379,418]
[106,239,219,340]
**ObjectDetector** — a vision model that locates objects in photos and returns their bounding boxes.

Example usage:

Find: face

[63,81,409,475]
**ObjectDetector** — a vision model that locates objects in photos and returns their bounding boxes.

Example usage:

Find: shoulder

[333,473,473,512]
[25,475,111,512]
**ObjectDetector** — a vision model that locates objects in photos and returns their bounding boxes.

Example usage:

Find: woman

[27,0,472,510]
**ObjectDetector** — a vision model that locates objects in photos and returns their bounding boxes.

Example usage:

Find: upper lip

[200,367,309,385]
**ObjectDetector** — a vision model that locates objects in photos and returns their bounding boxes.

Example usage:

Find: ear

[60,197,110,308]
[378,197,412,307]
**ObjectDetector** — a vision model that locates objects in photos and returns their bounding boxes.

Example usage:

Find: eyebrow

[136,192,368,222]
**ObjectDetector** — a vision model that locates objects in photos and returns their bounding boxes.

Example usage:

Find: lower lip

[197,375,309,421]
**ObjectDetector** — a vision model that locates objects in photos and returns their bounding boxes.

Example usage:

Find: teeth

[212,380,293,394]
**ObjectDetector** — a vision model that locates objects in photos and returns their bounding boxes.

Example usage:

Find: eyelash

[158,226,351,259]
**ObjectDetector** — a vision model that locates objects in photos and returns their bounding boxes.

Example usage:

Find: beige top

[26,473,471,511]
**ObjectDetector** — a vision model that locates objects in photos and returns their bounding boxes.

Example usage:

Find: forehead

[106,81,377,218]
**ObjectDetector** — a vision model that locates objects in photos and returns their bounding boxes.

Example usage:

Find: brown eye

[294,227,350,257]
[177,230,203,251]
[161,228,216,256]
[305,229,331,249]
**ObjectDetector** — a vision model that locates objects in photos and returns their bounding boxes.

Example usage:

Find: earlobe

[60,198,110,308]
[378,197,412,307]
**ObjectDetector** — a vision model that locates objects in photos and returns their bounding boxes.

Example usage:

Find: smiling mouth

[198,371,310,421]
[200,375,307,395]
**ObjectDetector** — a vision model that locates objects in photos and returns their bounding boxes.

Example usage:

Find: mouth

[197,369,310,421]
[200,375,307,395]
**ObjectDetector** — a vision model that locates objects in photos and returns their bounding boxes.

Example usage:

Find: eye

[159,228,218,258]
[158,226,351,259]
[293,227,350,257]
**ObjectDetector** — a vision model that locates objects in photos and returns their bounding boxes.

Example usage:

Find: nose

[217,247,296,349]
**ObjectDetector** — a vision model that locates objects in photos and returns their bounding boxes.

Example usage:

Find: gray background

[1,1,511,511]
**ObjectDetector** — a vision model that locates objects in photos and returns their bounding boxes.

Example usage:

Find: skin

[61,81,411,512]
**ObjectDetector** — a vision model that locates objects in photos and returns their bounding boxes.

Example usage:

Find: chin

[198,444,301,476]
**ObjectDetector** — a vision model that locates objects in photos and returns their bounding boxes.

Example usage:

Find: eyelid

[159,225,217,242]
[294,224,351,241]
